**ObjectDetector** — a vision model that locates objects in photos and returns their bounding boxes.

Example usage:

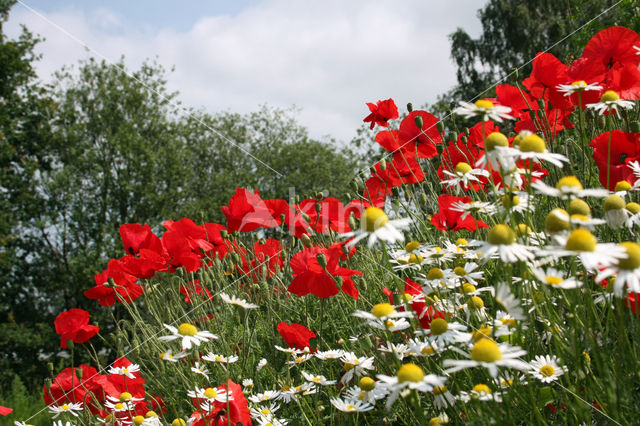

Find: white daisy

[549,228,627,271]
[443,338,529,378]
[345,377,389,403]
[457,383,503,403]
[513,133,569,168]
[440,162,490,193]
[48,402,83,419]
[494,282,526,320]
[158,348,188,363]
[377,363,446,410]
[339,352,375,384]
[250,402,281,419]
[249,390,281,404]
[432,385,457,409]
[556,80,603,96]
[202,353,239,364]
[450,200,497,220]
[528,354,567,383]
[301,371,336,386]
[191,362,209,380]
[186,386,231,403]
[453,99,514,122]
[158,323,218,350]
[586,90,635,116]
[277,383,316,403]
[532,176,609,199]
[532,267,582,289]
[416,318,470,347]
[342,207,412,249]
[595,242,640,296]
[314,349,345,360]
[378,342,410,360]
[352,303,413,331]
[108,363,140,379]
[219,293,259,309]
[477,224,535,264]
[257,358,268,371]
[329,397,374,413]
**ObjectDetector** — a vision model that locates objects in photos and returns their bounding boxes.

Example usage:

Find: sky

[6,0,486,143]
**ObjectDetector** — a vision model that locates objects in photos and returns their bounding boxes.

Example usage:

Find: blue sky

[8,0,485,142]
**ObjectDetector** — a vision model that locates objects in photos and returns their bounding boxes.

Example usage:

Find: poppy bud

[47,362,54,373]
[404,191,410,202]
[45,378,52,388]
[421,193,428,205]
[370,165,377,174]
[436,121,445,133]
[316,253,327,268]
[348,214,357,230]
[537,99,546,110]
[315,191,324,200]
[76,367,83,379]
[315,203,321,214]
[464,127,470,136]
[461,135,468,144]
[392,186,400,197]
[66,340,74,351]
[380,158,387,171]
[631,121,640,133]
[414,115,423,129]
[301,234,312,248]
[448,133,457,142]
[220,230,228,239]
[407,102,413,112]
[301,212,310,222]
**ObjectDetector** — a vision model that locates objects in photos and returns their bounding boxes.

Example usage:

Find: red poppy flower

[590,130,640,190]
[222,188,289,233]
[363,98,399,129]
[582,26,640,72]
[119,223,163,256]
[522,52,572,110]
[188,380,251,426]
[297,197,352,234]
[277,321,316,351]
[54,309,100,349]
[44,364,113,414]
[398,110,442,158]
[0,406,12,416]
[430,194,489,231]
[288,244,363,299]
[85,259,144,306]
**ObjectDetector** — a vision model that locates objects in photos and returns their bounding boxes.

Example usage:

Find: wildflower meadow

[6,25,640,426]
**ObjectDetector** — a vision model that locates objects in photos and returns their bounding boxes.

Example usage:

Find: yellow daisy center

[618,242,640,270]
[172,419,187,426]
[556,175,583,191]
[456,238,468,246]
[604,194,625,211]
[540,365,555,377]
[405,241,420,252]
[61,404,69,411]
[453,266,467,276]
[146,411,158,418]
[346,404,356,411]
[471,339,502,362]
[430,318,449,335]
[203,387,218,399]
[601,90,620,102]
[461,283,476,294]
[484,132,509,152]
[119,392,133,402]
[362,207,389,232]
[427,267,444,280]
[397,363,425,383]
[615,180,632,192]
[626,202,640,214]
[408,253,423,264]
[133,416,146,426]
[468,296,484,309]
[371,303,395,318]
[571,80,587,87]
[501,194,521,208]
[499,317,516,328]
[473,383,492,394]
[432,385,448,395]
[487,224,516,245]
[421,346,436,355]
[455,162,472,174]
[261,408,271,415]
[545,276,563,286]
[114,403,125,410]
[178,323,198,336]
[565,228,597,252]
[359,377,376,391]
[519,134,546,153]
[475,99,494,109]
[568,199,591,216]
[545,208,570,233]
[472,325,492,341]
[515,223,532,237]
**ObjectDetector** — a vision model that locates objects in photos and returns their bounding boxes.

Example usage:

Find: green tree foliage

[447,0,640,101]
[0,0,60,388]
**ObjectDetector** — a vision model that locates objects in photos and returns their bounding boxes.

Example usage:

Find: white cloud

[6,0,484,142]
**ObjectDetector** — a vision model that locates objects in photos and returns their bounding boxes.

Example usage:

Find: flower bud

[316,253,327,268]
[414,115,423,129]
[220,230,228,239]
[436,121,445,133]
[631,121,640,133]
[407,102,413,112]
[301,234,312,248]
[380,158,387,171]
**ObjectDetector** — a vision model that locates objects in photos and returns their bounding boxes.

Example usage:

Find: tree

[447,0,640,102]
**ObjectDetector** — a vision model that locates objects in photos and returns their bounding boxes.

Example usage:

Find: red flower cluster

[54,308,100,349]
[277,321,317,351]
